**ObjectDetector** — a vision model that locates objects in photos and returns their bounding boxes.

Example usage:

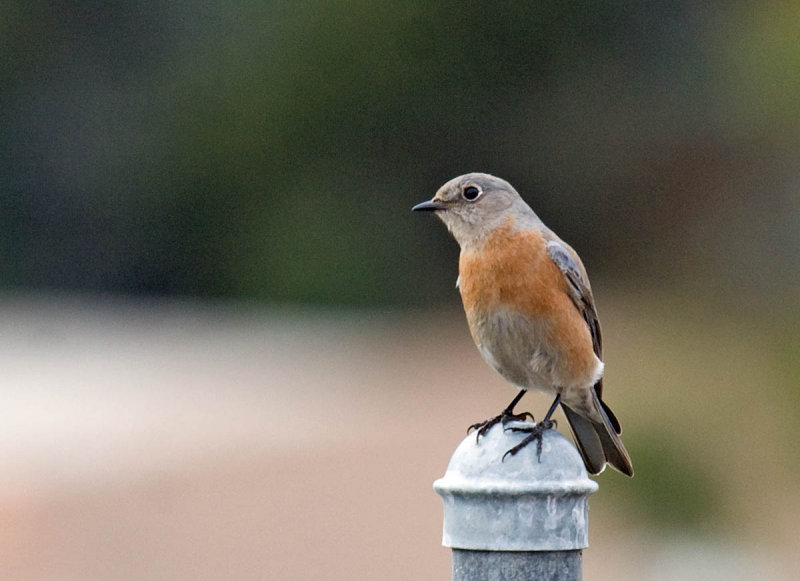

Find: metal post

[434,421,598,581]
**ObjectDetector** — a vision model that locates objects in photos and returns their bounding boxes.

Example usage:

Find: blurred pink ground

[0,296,793,580]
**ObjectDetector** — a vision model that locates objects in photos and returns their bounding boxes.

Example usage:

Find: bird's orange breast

[458,218,567,317]
[458,217,598,384]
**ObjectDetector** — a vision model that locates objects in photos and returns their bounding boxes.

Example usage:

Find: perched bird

[413,173,633,476]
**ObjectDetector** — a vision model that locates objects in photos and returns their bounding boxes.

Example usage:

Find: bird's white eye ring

[462,186,481,201]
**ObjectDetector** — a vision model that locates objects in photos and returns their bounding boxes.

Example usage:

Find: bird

[412,173,633,477]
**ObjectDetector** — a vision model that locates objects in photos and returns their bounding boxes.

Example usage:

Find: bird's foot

[502,419,557,463]
[468,410,534,442]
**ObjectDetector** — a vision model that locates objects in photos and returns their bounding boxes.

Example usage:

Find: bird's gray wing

[547,238,626,454]
[546,240,602,361]
[546,239,629,473]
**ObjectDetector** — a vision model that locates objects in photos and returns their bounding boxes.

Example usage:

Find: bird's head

[412,173,534,248]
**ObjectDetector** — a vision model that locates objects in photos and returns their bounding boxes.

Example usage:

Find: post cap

[433,421,598,551]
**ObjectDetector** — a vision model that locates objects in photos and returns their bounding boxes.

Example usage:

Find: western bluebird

[413,173,633,476]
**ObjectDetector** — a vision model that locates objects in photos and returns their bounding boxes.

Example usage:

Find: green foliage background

[3,1,797,305]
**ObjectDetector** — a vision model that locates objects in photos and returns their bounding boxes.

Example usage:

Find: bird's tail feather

[562,395,633,477]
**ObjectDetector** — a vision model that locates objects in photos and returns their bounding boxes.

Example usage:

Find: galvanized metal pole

[434,421,598,581]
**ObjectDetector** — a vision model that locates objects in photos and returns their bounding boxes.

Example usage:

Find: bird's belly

[469,306,602,393]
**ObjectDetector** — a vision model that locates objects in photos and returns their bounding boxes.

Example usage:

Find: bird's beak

[412,199,446,212]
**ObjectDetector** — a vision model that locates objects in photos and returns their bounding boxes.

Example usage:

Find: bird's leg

[503,393,561,462]
[468,390,534,441]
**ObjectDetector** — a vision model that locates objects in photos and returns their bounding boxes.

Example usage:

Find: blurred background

[1,1,798,579]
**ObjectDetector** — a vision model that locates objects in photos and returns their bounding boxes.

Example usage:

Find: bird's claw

[468,410,534,442]
[502,420,556,463]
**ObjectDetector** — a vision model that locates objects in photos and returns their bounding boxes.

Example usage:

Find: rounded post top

[434,422,598,551]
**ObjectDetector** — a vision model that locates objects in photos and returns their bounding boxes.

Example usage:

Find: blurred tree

[1,1,796,305]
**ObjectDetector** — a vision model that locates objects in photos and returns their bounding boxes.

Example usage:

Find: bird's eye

[462,186,481,201]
